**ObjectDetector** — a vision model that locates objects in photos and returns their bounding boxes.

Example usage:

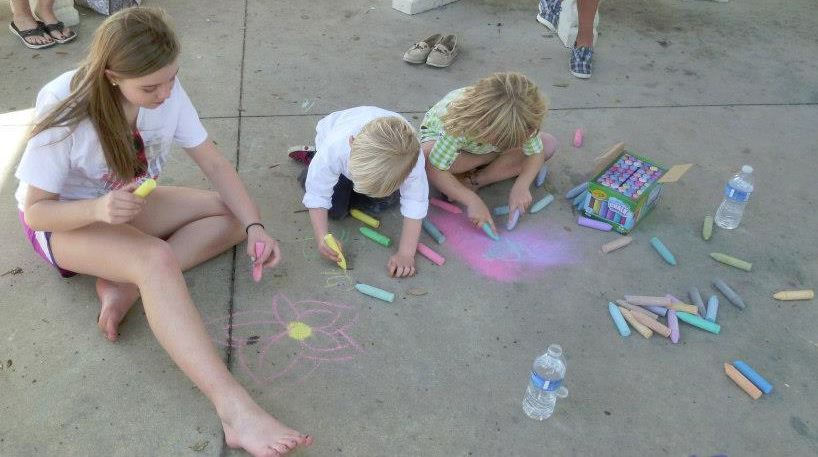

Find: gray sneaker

[403,34,443,64]
[425,34,458,68]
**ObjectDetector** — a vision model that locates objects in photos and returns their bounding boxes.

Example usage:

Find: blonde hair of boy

[348,116,420,198]
[442,72,548,151]
[30,7,180,181]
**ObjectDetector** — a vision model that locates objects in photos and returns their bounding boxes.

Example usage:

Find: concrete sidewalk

[2,0,817,456]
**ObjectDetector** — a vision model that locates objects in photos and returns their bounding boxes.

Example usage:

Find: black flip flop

[8,21,55,49]
[39,20,76,44]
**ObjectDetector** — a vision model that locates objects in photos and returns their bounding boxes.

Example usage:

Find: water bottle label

[530,371,562,392]
[724,184,751,202]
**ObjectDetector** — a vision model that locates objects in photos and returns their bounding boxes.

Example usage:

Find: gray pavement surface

[2,0,818,456]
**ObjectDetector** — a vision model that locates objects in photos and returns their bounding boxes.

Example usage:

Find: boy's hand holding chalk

[323,234,347,270]
[318,234,345,264]
[465,197,496,237]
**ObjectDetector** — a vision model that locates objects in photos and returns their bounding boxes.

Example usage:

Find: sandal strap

[42,21,66,33]
[11,22,47,39]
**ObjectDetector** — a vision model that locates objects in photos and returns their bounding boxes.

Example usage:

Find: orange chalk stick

[632,312,672,337]
[619,307,653,339]
[724,363,762,400]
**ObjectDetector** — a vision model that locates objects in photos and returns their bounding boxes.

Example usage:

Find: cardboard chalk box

[580,143,691,234]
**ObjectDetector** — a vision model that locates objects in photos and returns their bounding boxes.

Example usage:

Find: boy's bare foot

[222,400,312,457]
[96,278,140,342]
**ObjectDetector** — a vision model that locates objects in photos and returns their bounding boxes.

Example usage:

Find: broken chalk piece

[350,209,380,228]
[624,295,672,307]
[578,216,612,231]
[689,287,706,317]
[632,311,672,338]
[565,182,588,199]
[710,252,752,271]
[616,299,659,320]
[773,290,814,301]
[506,209,521,231]
[430,198,463,214]
[133,178,156,198]
[650,237,677,265]
[493,205,510,216]
[713,278,745,309]
[323,234,347,270]
[601,236,632,254]
[676,311,721,334]
[355,283,395,303]
[619,307,653,339]
[608,302,631,337]
[252,242,264,282]
[359,226,392,247]
[724,363,762,400]
[573,128,583,148]
[530,194,555,214]
[646,305,668,316]
[733,360,773,394]
[667,309,680,343]
[482,223,500,241]
[421,218,445,244]
[535,165,549,187]
[416,242,445,266]
[703,215,714,240]
[705,295,719,322]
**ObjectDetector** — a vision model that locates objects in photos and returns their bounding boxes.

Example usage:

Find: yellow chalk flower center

[287,321,312,341]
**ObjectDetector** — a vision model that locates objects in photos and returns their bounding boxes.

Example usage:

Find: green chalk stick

[702,215,713,240]
[529,193,554,214]
[359,227,392,247]
[355,283,395,302]
[676,311,721,334]
[710,252,752,271]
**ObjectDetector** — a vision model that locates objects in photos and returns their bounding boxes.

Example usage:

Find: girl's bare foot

[222,400,312,457]
[96,278,140,342]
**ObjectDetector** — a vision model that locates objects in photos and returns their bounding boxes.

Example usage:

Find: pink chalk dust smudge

[429,209,578,282]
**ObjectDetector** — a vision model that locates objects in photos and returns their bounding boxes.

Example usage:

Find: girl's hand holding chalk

[133,178,157,198]
[508,183,532,217]
[95,181,146,224]
[252,242,264,282]
[247,226,281,269]
[388,252,416,278]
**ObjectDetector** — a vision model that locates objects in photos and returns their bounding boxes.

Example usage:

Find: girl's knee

[539,132,557,160]
[142,238,180,274]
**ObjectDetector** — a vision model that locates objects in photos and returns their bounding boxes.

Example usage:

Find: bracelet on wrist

[245,222,265,234]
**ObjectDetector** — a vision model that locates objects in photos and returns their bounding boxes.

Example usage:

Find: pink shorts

[18,211,77,278]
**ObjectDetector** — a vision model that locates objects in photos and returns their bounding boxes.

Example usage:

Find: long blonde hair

[442,72,548,151]
[349,117,420,198]
[29,7,180,181]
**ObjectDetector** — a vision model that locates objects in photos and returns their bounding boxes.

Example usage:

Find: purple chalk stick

[645,305,668,316]
[667,310,680,343]
[578,216,613,232]
[506,209,521,231]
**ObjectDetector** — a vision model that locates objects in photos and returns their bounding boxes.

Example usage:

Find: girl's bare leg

[97,186,245,341]
[469,133,557,190]
[32,0,74,41]
[8,0,54,46]
[51,224,312,457]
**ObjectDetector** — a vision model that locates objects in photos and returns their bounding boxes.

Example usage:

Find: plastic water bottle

[714,165,754,229]
[522,344,568,420]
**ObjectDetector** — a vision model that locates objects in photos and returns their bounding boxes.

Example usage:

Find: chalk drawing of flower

[208,293,362,386]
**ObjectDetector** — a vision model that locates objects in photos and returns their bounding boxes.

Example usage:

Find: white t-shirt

[15,70,208,210]
[302,107,429,220]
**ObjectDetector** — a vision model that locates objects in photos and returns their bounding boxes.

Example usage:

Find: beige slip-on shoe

[425,34,458,68]
[403,33,443,64]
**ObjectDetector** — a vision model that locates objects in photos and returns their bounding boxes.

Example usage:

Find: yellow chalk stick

[323,234,347,270]
[710,252,752,271]
[669,303,699,314]
[619,306,653,339]
[773,290,814,301]
[133,178,156,198]
[350,209,380,228]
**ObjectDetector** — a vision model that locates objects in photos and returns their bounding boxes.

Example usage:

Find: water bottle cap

[741,165,753,174]
[547,344,562,357]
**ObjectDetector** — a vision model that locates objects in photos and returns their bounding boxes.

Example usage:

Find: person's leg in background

[33,0,75,42]
[571,0,600,79]
[8,0,54,47]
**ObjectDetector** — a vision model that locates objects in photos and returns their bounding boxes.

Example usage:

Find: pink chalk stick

[417,242,445,266]
[573,128,583,148]
[578,216,612,232]
[430,198,463,214]
[252,242,264,282]
[667,309,680,344]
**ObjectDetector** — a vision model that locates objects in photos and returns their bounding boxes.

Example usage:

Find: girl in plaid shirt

[420,72,557,233]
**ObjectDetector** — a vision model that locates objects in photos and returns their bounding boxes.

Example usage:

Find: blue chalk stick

[645,305,668,316]
[608,302,631,337]
[482,223,500,241]
[493,205,510,216]
[705,295,719,322]
[572,190,588,209]
[565,182,589,199]
[506,209,521,231]
[650,237,677,265]
[535,165,549,187]
[530,194,554,214]
[733,360,773,394]
[421,218,446,244]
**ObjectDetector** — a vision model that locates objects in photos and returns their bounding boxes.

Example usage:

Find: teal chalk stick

[608,302,631,337]
[482,223,500,241]
[650,237,677,265]
[355,283,395,303]
[530,194,554,214]
[676,312,721,334]
[421,218,446,244]
[565,182,589,199]
[572,190,588,209]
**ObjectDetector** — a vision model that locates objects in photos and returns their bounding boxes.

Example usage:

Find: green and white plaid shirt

[420,87,544,171]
